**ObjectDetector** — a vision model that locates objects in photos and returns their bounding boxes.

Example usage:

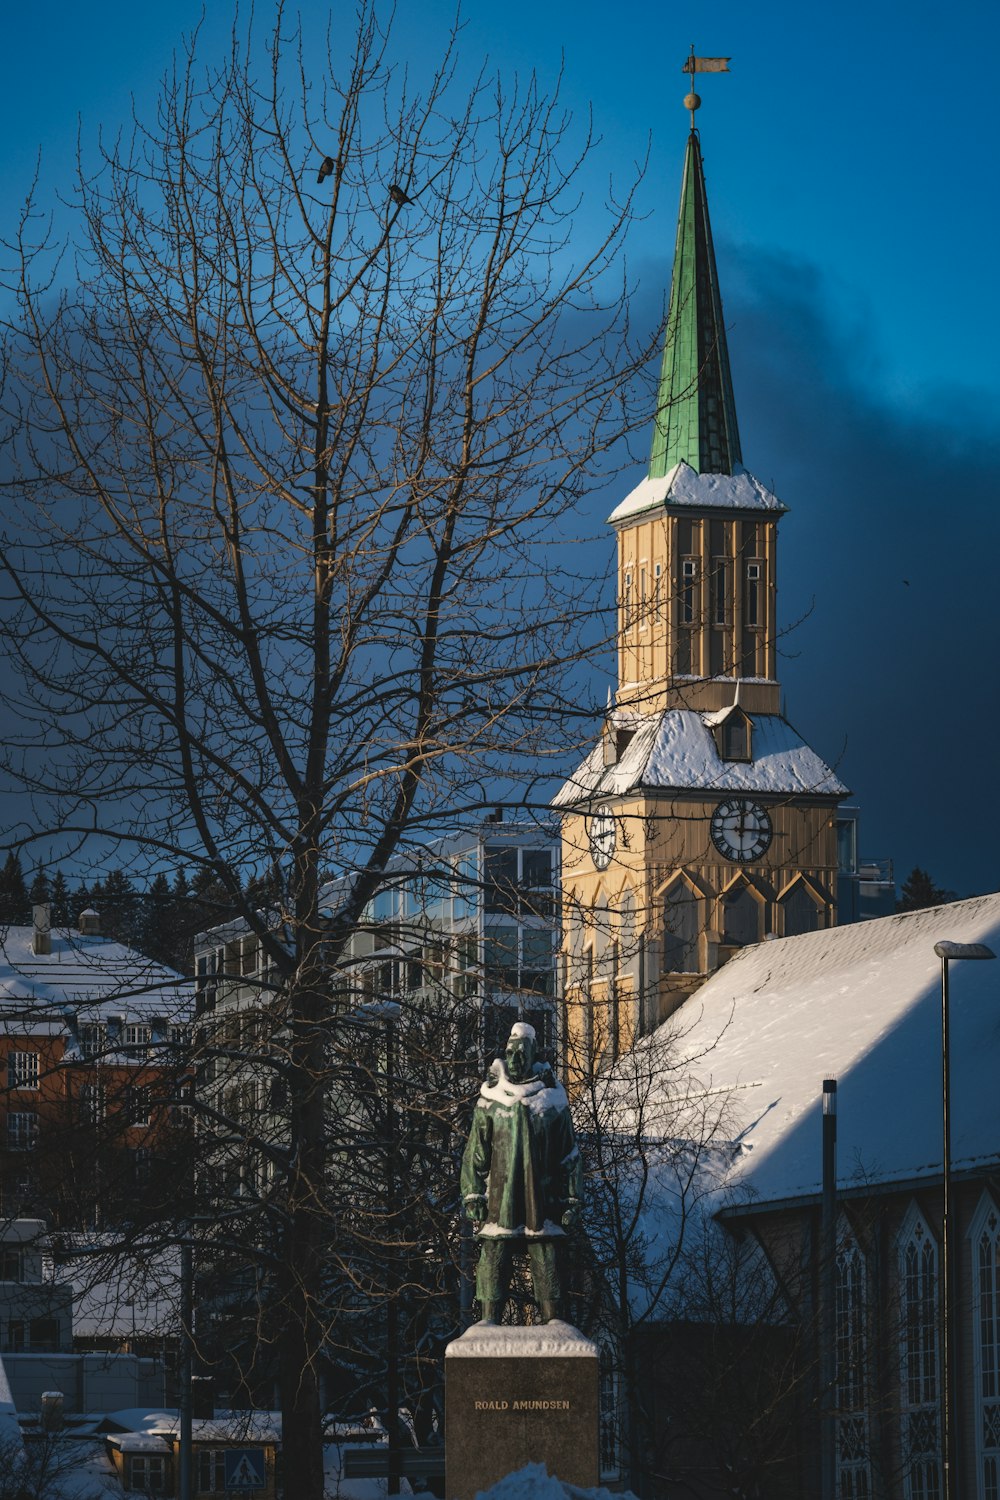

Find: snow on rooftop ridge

[445,1319,597,1358]
[553,711,847,808]
[607,462,785,525]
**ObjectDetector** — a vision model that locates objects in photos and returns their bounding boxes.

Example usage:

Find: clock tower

[555,106,848,1077]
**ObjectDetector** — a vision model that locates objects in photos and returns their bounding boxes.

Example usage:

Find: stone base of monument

[444,1320,599,1500]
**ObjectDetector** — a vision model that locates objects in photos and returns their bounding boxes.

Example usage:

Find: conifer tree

[0,852,28,925]
[896,866,957,912]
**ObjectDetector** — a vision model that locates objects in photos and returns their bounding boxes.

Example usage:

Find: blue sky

[2,0,998,895]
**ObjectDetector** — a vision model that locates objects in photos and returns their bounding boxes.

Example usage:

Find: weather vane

[682,46,731,129]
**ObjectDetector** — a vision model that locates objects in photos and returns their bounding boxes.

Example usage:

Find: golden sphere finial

[683,92,701,112]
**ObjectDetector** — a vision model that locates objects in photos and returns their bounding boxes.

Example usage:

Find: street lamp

[933,939,996,1500]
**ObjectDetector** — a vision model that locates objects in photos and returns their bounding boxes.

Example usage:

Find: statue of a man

[460,1021,583,1323]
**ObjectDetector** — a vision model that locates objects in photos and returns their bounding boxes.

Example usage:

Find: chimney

[78,908,101,937]
[32,904,51,956]
[40,1391,64,1432]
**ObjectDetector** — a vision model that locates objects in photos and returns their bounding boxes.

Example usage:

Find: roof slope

[0,925,190,1030]
[553,709,848,808]
[649,892,1000,1206]
[649,132,742,477]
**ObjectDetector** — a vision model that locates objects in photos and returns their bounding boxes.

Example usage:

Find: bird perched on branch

[316,156,334,185]
[388,183,412,207]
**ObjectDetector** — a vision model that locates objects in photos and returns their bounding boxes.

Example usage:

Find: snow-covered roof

[0,926,191,1036]
[607,462,786,526]
[648,892,1000,1208]
[553,709,848,808]
[64,1241,180,1340]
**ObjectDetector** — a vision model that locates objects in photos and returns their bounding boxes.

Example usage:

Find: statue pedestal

[444,1320,599,1500]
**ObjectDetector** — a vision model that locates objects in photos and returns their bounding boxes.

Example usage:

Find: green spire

[649,131,742,477]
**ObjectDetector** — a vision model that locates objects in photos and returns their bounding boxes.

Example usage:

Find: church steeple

[649,131,742,478]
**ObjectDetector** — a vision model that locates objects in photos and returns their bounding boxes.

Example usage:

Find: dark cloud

[721,242,1000,897]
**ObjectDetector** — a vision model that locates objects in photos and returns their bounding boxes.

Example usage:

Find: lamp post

[933,939,996,1500]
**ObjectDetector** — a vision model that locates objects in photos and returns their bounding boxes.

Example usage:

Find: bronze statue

[460,1021,583,1323]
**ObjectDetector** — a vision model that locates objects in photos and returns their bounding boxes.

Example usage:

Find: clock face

[589,805,616,870]
[710,798,773,863]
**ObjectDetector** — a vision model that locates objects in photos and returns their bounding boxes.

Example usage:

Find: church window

[781,882,822,937]
[722,886,762,947]
[897,1207,941,1499]
[653,562,662,618]
[744,561,762,628]
[639,567,647,628]
[623,570,633,631]
[662,884,700,974]
[721,716,749,761]
[710,520,730,625]
[972,1196,1000,1499]
[599,1342,621,1479]
[711,560,729,627]
[681,558,697,625]
[835,1223,873,1499]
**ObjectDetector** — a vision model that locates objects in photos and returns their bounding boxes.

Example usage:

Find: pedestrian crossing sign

[224,1449,266,1490]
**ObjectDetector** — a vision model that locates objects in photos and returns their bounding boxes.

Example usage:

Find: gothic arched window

[836,1219,873,1499]
[896,1205,941,1499]
[781,881,822,937]
[971,1194,1000,1498]
[662,882,700,974]
[722,884,762,947]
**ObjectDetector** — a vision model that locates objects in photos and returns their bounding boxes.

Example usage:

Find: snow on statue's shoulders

[472,1461,638,1500]
[478,1061,568,1116]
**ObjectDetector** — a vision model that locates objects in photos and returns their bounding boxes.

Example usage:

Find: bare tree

[0,5,649,1491]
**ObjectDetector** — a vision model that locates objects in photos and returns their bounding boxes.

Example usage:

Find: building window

[835,1223,873,1499]
[781,882,822,937]
[80,1083,105,1125]
[7,1112,38,1151]
[0,1250,22,1282]
[7,1052,39,1090]
[973,1196,1000,1499]
[129,1455,167,1494]
[123,1024,152,1058]
[744,560,762,628]
[623,570,633,631]
[898,1208,941,1499]
[29,1317,58,1352]
[599,1343,621,1480]
[653,561,662,619]
[720,715,750,761]
[128,1087,152,1127]
[6,1320,24,1351]
[198,1449,228,1494]
[135,1147,153,1185]
[662,884,700,974]
[680,558,697,625]
[79,1024,107,1060]
[722,885,762,947]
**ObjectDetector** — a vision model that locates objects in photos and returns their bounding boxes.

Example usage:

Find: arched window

[836,1220,872,1499]
[598,1341,621,1480]
[897,1206,940,1499]
[781,881,822,937]
[972,1194,1000,1498]
[662,882,700,974]
[722,884,762,947]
